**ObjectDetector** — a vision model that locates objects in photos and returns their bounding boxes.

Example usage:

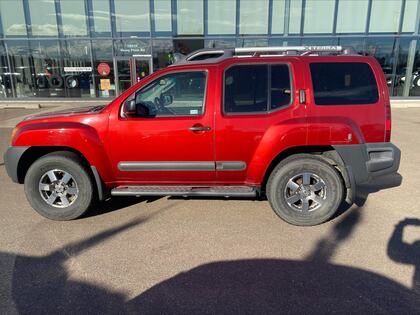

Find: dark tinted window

[310,62,379,105]
[224,65,268,113]
[224,64,293,113]
[271,65,292,110]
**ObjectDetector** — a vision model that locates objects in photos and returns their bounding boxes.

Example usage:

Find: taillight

[385,100,392,142]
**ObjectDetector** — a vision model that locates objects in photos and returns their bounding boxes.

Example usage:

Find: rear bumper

[333,142,401,185]
[3,146,30,183]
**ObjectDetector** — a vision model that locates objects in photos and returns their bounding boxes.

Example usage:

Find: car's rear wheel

[267,154,344,226]
[24,151,94,220]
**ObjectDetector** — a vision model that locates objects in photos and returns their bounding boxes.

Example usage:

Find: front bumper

[333,142,401,185]
[4,146,30,183]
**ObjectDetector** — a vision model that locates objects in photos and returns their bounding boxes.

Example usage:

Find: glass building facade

[0,0,419,99]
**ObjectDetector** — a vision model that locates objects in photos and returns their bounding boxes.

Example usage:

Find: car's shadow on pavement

[84,196,163,218]
[1,200,420,314]
[129,260,419,314]
[129,208,419,314]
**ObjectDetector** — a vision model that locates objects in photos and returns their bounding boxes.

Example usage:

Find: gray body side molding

[216,161,246,171]
[118,162,215,171]
[118,161,247,172]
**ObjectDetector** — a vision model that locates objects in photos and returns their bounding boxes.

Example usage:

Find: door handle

[299,89,306,104]
[189,125,211,132]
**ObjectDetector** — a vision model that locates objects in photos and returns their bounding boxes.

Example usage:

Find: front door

[114,57,153,95]
[109,67,216,184]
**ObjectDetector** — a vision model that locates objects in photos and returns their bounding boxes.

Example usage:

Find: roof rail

[234,45,343,54]
[171,46,356,65]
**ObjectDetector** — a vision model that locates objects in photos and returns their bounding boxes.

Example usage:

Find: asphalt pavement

[0,107,419,314]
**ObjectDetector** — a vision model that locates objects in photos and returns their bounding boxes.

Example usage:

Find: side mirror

[161,94,173,106]
[136,102,157,118]
[124,99,136,114]
[124,99,157,117]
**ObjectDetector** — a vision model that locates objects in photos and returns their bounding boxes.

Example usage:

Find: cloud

[5,25,27,36]
[31,24,58,36]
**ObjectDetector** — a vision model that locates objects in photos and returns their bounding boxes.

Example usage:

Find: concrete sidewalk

[391,98,420,108]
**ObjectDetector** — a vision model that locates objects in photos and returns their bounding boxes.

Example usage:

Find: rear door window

[310,62,379,105]
[224,65,268,113]
[224,64,292,114]
[270,65,292,110]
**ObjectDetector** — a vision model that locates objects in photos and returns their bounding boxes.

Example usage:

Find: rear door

[214,58,307,185]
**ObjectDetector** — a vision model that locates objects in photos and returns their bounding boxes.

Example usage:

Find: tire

[24,151,94,220]
[413,76,420,88]
[65,75,79,89]
[48,74,64,88]
[267,154,344,226]
[36,76,48,89]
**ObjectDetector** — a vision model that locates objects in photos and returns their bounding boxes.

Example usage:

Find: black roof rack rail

[170,46,357,65]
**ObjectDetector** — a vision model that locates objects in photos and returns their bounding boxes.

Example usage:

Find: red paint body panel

[13,110,115,182]
[11,55,390,189]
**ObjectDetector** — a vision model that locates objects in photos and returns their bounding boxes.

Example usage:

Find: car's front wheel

[267,154,344,226]
[24,151,94,220]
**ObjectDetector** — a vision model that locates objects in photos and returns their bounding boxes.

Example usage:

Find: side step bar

[111,185,257,197]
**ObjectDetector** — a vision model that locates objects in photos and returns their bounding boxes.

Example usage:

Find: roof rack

[171,46,357,65]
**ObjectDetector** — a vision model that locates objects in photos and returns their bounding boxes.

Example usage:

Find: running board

[110,185,257,197]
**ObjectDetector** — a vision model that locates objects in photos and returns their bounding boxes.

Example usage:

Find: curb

[0,104,94,128]
[0,100,110,109]
[0,103,41,109]
[390,101,420,108]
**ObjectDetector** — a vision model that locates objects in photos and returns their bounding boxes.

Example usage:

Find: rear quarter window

[310,62,379,105]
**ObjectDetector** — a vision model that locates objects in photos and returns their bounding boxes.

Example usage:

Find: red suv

[4,46,400,226]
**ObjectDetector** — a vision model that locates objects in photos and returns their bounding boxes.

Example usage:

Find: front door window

[134,71,207,117]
